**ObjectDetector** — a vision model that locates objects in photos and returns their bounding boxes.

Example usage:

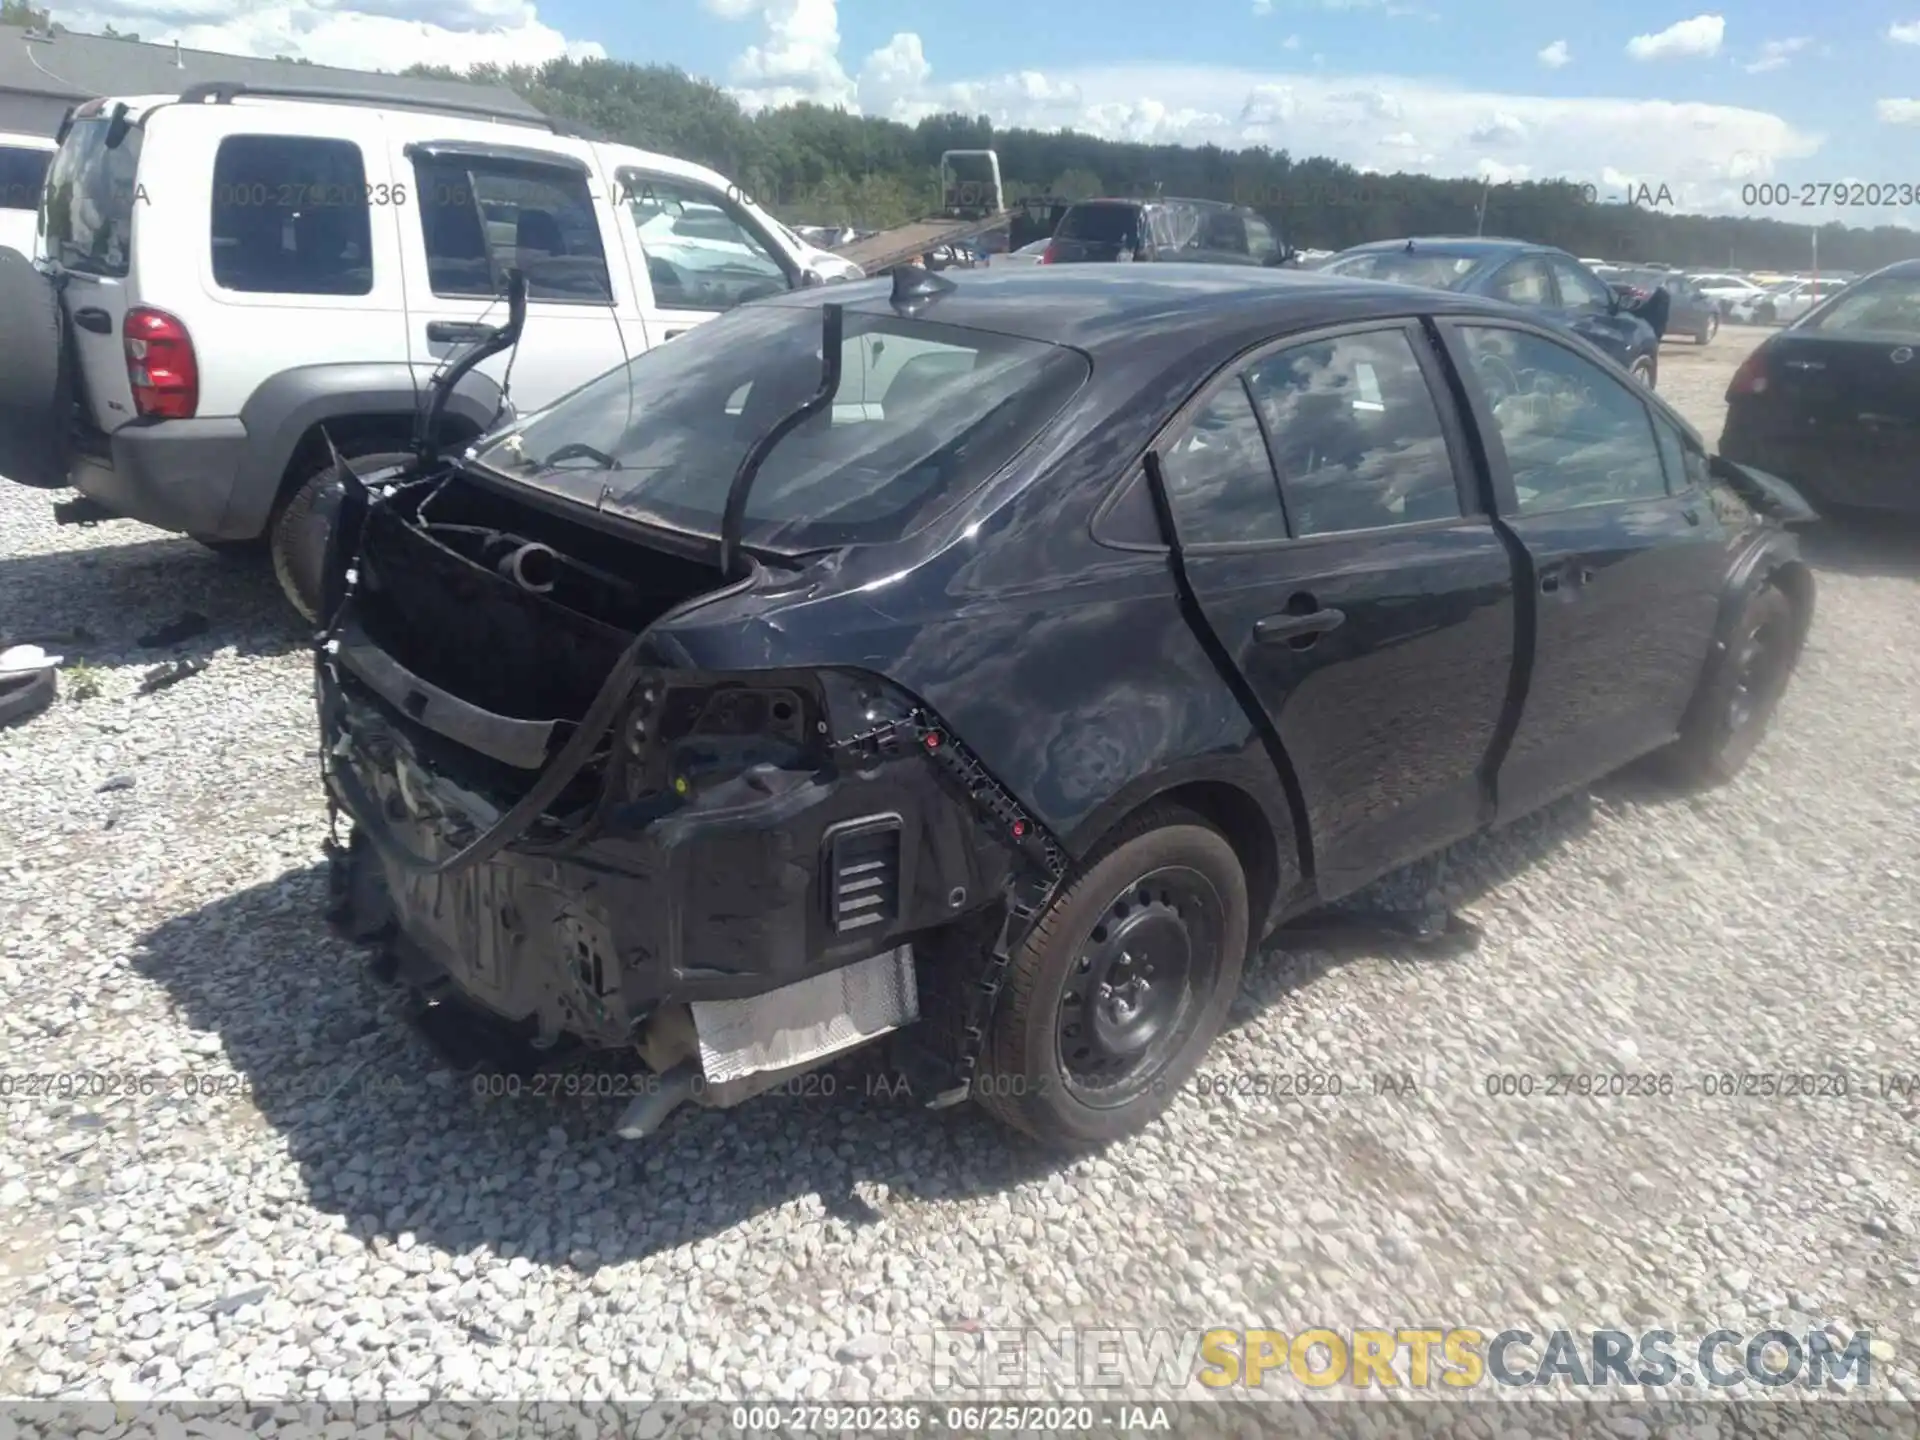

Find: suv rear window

[42,118,142,277]
[0,144,50,212]
[1056,203,1141,245]
[211,135,373,296]
[478,303,1090,551]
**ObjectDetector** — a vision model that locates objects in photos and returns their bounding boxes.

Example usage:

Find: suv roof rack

[176,81,560,132]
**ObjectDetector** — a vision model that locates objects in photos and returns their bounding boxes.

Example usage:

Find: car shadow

[1796,512,1920,581]
[0,527,302,667]
[130,865,1062,1271]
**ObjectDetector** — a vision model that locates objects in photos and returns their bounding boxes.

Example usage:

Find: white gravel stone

[2,335,1916,1410]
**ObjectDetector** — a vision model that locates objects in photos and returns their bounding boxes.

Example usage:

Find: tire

[0,667,56,728]
[0,248,74,490]
[1696,313,1718,345]
[270,446,412,623]
[1663,583,1802,788]
[973,805,1250,1148]
[1629,355,1656,388]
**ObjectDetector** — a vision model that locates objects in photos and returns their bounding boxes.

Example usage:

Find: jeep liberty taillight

[125,307,198,419]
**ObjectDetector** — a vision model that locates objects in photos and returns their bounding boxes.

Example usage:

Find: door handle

[73,307,111,335]
[1254,607,1345,646]
[1682,506,1700,526]
[425,321,494,344]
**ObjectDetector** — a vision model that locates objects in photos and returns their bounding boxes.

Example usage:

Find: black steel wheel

[975,805,1249,1148]
[271,446,412,622]
[1664,582,1804,788]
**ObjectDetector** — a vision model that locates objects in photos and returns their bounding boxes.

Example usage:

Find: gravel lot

[4,328,1920,1411]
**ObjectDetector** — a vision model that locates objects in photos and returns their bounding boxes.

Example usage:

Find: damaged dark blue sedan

[317,263,1814,1149]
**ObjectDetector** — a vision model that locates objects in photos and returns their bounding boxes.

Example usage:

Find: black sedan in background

[316,264,1812,1150]
[1601,267,1721,344]
[1322,238,1668,385]
[1720,259,1920,516]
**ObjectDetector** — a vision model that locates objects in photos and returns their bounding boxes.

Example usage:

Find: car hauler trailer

[828,150,1012,276]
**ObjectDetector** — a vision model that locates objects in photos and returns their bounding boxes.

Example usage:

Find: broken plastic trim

[717,301,844,580]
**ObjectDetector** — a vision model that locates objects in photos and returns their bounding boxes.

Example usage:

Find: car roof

[1336,236,1564,260]
[1870,258,1920,280]
[759,264,1531,351]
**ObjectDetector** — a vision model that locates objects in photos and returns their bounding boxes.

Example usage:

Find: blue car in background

[1321,237,1669,388]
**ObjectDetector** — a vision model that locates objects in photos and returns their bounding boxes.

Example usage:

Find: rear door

[40,108,144,434]
[1153,319,1519,898]
[397,135,640,414]
[1438,318,1726,820]
[607,163,798,346]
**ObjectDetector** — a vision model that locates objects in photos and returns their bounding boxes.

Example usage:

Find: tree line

[4,0,1910,273]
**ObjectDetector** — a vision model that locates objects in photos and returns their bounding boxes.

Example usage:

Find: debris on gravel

[4,335,1920,1407]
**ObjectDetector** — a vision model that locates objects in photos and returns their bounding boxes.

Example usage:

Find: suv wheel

[1629,356,1656,388]
[974,806,1249,1148]
[271,445,413,623]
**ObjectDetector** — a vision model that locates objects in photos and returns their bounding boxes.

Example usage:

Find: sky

[43,0,1920,227]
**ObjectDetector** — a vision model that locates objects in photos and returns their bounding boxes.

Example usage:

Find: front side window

[477,304,1089,551]
[0,144,51,213]
[1244,215,1280,264]
[41,117,142,277]
[1456,326,1669,514]
[211,135,373,296]
[625,174,788,312]
[1550,258,1614,312]
[1487,258,1552,306]
[1245,329,1462,536]
[1158,381,1287,545]
[413,156,611,303]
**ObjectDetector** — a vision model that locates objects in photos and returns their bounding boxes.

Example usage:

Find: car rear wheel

[1696,313,1718,344]
[974,806,1249,1148]
[1664,583,1802,788]
[1629,356,1657,387]
[271,445,413,623]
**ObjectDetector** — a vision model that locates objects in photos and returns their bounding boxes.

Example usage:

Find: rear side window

[0,144,50,212]
[41,118,142,277]
[1488,258,1552,305]
[1801,275,1920,337]
[1056,203,1140,245]
[1324,251,1479,289]
[211,136,373,296]
[1245,329,1462,536]
[413,156,611,303]
[1159,382,1289,545]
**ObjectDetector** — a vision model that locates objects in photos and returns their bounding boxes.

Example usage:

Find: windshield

[475,302,1091,551]
[41,117,142,276]
[1323,251,1481,288]
[1799,275,1920,337]
[0,144,51,212]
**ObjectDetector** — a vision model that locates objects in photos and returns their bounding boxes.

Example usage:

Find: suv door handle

[73,307,112,334]
[1254,607,1345,646]
[1682,505,1700,526]
[426,321,494,344]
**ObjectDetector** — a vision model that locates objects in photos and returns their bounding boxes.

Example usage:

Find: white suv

[0,83,842,617]
[0,130,54,256]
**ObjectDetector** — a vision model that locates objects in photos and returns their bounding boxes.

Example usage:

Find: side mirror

[799,268,827,289]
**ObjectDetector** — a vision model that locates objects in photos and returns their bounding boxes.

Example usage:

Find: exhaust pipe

[615,1061,702,1139]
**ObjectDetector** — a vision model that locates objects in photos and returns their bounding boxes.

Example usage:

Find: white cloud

[1744,36,1810,73]
[1468,110,1527,145]
[1890,20,1920,43]
[1537,39,1570,69]
[1251,0,1273,14]
[1879,98,1920,124]
[1626,14,1725,61]
[57,0,600,69]
[1476,158,1531,183]
[1282,33,1301,48]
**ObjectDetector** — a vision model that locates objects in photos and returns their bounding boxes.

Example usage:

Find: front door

[398,141,642,415]
[1546,254,1647,364]
[1155,320,1520,898]
[1440,319,1726,821]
